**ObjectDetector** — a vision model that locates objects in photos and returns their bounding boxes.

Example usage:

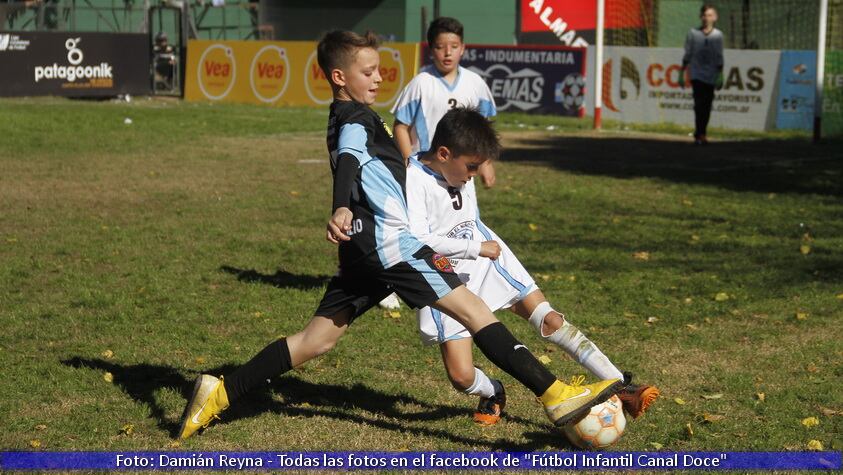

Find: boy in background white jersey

[391,16,497,188]
[407,108,660,425]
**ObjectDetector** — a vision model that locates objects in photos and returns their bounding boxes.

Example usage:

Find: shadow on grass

[501,136,843,196]
[61,357,563,451]
[220,265,330,290]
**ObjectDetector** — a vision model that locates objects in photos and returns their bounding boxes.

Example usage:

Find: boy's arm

[327,154,358,243]
[406,178,482,260]
[682,30,693,67]
[393,121,414,160]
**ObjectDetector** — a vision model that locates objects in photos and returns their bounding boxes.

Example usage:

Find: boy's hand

[478,161,496,188]
[327,207,353,244]
[480,241,501,260]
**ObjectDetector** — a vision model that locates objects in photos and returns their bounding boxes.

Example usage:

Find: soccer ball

[562,395,626,449]
[557,73,585,110]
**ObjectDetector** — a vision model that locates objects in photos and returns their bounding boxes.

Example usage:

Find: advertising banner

[183,40,418,108]
[775,50,816,130]
[0,32,151,97]
[421,44,587,116]
[585,46,781,131]
[520,0,647,46]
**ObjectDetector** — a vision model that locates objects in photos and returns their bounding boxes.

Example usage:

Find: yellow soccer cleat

[540,375,624,427]
[178,374,230,439]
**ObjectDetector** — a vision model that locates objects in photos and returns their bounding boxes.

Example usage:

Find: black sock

[223,338,292,403]
[473,322,556,396]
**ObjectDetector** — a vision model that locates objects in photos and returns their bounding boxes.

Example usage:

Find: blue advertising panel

[776,50,817,130]
[421,44,587,116]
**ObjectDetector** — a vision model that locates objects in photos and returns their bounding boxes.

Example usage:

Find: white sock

[464,367,496,398]
[529,302,625,381]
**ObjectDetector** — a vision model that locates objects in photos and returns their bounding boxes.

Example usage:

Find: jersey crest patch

[432,254,454,273]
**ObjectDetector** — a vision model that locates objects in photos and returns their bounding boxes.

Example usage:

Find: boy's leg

[178,308,353,439]
[439,338,506,425]
[511,290,623,381]
[692,80,705,139]
[178,271,387,440]
[431,286,622,426]
[511,290,659,419]
[700,82,715,139]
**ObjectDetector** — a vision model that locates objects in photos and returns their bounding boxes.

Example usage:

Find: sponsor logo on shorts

[432,254,454,273]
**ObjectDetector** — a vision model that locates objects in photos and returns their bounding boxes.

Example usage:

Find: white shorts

[417,226,538,346]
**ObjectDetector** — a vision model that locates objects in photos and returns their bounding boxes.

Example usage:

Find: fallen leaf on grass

[684,297,693,304]
[567,275,576,282]
[795,311,809,321]
[29,439,41,448]
[685,423,694,438]
[103,372,114,383]
[714,292,729,302]
[387,310,401,319]
[802,417,820,427]
[701,413,725,423]
[836,293,843,300]
[289,191,300,197]
[169,441,181,448]
[702,393,723,400]
[820,407,842,417]
[120,424,134,436]
[528,223,539,231]
[35,424,47,431]
[807,440,824,450]
[682,198,693,207]
[806,363,818,373]
[633,251,650,261]
[649,442,664,449]
[800,245,811,255]
[686,324,699,331]
[756,393,766,402]
[674,398,686,405]
[538,355,552,365]
[101,349,114,359]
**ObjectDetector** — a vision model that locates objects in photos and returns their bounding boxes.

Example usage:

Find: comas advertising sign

[586,46,781,131]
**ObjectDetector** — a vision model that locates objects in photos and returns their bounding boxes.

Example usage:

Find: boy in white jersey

[391,17,496,187]
[407,108,660,425]
[381,16,499,311]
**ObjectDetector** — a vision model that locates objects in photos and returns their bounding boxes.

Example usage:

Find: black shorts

[314,245,463,322]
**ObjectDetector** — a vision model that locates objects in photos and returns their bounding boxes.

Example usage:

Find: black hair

[317,30,380,84]
[700,4,717,15]
[427,17,464,46]
[430,108,499,161]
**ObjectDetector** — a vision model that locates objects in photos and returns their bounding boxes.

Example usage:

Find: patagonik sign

[0,32,150,97]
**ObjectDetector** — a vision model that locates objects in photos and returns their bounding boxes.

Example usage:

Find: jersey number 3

[447,187,463,210]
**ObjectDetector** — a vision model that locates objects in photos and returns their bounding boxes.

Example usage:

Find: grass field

[0,97,841,456]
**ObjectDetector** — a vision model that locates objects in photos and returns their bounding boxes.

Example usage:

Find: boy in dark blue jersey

[178,31,622,440]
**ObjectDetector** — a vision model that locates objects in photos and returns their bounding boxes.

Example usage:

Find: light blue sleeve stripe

[394,99,420,126]
[338,123,371,166]
[478,99,496,118]
[415,108,431,152]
